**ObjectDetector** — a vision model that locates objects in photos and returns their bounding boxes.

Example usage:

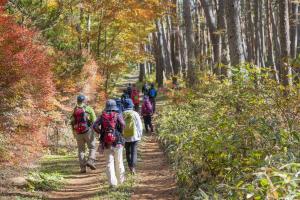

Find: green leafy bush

[156,72,300,199]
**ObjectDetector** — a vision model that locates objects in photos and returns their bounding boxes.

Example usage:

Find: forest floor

[0,72,177,200]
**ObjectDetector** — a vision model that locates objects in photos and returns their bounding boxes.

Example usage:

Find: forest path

[46,72,177,200]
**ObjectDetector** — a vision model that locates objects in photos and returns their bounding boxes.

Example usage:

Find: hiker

[121,89,129,102]
[114,98,124,114]
[93,99,125,187]
[142,82,149,96]
[131,84,140,112]
[148,83,157,113]
[122,98,143,174]
[141,96,154,133]
[172,76,179,90]
[71,94,97,173]
[127,83,132,97]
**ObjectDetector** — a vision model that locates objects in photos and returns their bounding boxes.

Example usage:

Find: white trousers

[104,146,125,186]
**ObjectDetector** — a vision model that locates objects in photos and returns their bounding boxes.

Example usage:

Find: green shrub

[156,71,300,199]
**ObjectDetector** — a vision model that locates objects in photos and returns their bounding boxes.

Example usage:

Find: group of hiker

[70,82,158,188]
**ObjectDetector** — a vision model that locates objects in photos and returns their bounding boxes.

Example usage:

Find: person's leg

[114,145,125,184]
[125,142,132,169]
[135,104,139,112]
[131,141,138,173]
[152,99,156,113]
[149,115,154,132]
[85,129,96,170]
[104,147,117,187]
[143,116,149,133]
[75,134,86,172]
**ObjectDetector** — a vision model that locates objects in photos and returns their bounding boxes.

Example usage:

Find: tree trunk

[278,0,292,86]
[170,0,181,76]
[200,0,222,74]
[152,32,164,87]
[290,2,298,59]
[218,0,230,78]
[183,0,197,86]
[86,12,91,54]
[265,0,275,67]
[180,28,187,77]
[225,0,245,66]
[270,1,281,82]
[139,63,146,82]
[159,19,173,77]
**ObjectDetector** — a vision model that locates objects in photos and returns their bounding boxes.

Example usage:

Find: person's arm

[135,113,143,136]
[93,116,102,134]
[117,114,125,132]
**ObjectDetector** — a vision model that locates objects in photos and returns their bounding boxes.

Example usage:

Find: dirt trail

[47,73,177,199]
[45,156,107,200]
[131,135,177,200]
[26,73,177,200]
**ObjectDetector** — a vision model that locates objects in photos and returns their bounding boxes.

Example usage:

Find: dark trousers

[143,115,154,132]
[134,104,139,112]
[149,98,156,113]
[125,141,138,168]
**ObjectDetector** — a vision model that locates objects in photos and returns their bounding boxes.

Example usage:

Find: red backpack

[131,89,139,104]
[73,106,90,134]
[101,112,118,145]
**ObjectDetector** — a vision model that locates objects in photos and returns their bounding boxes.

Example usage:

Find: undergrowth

[27,171,64,191]
[156,71,300,199]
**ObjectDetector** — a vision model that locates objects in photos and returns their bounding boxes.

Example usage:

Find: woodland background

[0,0,300,199]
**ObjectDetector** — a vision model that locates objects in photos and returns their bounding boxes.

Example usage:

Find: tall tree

[183,0,197,86]
[170,0,181,76]
[278,0,292,86]
[200,0,222,74]
[225,0,245,66]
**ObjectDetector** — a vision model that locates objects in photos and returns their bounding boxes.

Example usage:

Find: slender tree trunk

[139,63,145,82]
[152,32,164,87]
[183,0,197,86]
[265,0,276,80]
[218,0,229,78]
[278,0,292,86]
[290,2,298,59]
[246,0,255,63]
[86,12,91,54]
[180,28,187,77]
[200,0,222,74]
[159,19,173,77]
[270,1,281,82]
[225,0,245,66]
[170,0,181,76]
[76,3,84,55]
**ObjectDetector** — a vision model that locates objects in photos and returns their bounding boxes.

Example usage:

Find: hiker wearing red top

[141,96,154,133]
[93,99,126,187]
[131,84,140,112]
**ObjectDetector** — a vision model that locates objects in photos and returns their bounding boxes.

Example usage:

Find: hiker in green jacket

[71,94,97,173]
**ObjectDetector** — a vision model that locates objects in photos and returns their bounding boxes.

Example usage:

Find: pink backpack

[142,100,153,115]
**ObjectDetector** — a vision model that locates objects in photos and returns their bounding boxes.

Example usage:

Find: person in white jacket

[122,98,143,174]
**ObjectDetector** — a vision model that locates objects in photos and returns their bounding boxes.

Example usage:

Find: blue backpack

[149,88,156,98]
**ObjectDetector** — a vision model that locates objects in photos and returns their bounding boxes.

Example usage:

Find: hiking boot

[86,159,96,170]
[80,168,87,173]
[131,168,136,175]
